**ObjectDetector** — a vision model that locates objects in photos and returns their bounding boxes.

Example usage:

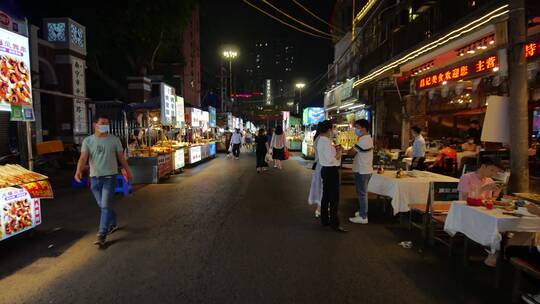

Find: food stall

[301,107,325,159]
[0,165,52,242]
[127,83,187,183]
[184,107,216,167]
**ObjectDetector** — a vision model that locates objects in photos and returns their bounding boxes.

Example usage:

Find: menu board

[174,148,185,170]
[157,153,172,178]
[0,27,33,114]
[201,111,209,131]
[175,96,185,128]
[0,187,40,241]
[160,83,176,125]
[190,146,202,163]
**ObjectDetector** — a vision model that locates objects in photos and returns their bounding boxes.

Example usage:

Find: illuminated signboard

[0,27,33,113]
[160,83,176,125]
[190,146,202,163]
[303,107,325,125]
[175,96,185,128]
[174,148,185,170]
[525,42,540,60]
[265,79,272,105]
[209,143,216,156]
[417,55,498,90]
[208,106,216,127]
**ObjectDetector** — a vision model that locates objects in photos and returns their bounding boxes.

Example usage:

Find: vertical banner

[0,27,33,116]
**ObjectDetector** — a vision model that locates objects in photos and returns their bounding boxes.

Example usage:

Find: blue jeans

[354,173,372,219]
[90,175,117,236]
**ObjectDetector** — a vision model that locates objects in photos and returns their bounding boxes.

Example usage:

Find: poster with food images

[0,187,40,241]
[0,27,32,112]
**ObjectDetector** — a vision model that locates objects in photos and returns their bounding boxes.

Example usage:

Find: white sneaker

[355,211,359,217]
[349,216,368,224]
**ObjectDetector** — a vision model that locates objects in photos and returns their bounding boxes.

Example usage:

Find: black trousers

[321,166,340,228]
[256,147,268,168]
[232,144,241,158]
[411,157,426,171]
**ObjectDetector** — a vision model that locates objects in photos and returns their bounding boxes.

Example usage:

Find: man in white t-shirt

[348,119,374,224]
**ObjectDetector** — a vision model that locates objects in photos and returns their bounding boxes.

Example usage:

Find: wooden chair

[409,182,459,249]
[511,257,540,303]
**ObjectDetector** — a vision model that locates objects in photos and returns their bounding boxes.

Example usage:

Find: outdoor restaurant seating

[408,181,459,246]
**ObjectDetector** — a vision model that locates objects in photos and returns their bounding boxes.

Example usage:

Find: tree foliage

[16,0,198,98]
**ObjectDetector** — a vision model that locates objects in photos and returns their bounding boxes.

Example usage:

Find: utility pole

[508,0,529,192]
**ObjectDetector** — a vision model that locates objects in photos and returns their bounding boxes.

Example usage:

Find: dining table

[367,170,459,215]
[444,201,540,287]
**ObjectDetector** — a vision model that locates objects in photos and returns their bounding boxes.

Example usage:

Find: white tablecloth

[367,170,459,215]
[444,201,540,251]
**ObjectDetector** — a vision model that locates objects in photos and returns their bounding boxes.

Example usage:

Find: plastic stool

[114,175,132,197]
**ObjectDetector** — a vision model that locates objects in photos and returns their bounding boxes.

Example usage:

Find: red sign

[525,42,540,60]
[21,180,54,199]
[158,153,172,178]
[417,55,498,90]
[0,11,11,28]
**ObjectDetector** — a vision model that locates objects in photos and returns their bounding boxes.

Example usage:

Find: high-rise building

[182,6,201,107]
[241,40,296,104]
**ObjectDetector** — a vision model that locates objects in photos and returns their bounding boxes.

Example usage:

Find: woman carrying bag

[270,125,287,170]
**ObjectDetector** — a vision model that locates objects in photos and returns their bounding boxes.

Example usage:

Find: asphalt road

[0,153,514,303]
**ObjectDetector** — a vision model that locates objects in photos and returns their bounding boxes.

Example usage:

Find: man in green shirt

[75,115,132,246]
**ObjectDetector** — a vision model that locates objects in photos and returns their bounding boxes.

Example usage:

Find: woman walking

[270,126,287,169]
[270,126,287,170]
[255,129,269,173]
[316,120,346,232]
[308,123,323,218]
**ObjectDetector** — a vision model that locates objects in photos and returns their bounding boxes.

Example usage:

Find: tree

[17,0,198,99]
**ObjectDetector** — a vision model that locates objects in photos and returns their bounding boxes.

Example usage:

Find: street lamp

[223,50,238,112]
[295,82,306,114]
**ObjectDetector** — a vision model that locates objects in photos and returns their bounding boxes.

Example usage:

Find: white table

[367,170,459,215]
[444,201,540,251]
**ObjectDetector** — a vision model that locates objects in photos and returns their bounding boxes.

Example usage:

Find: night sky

[200,0,335,106]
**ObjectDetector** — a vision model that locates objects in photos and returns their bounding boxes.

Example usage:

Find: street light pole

[222,49,238,113]
[295,82,306,115]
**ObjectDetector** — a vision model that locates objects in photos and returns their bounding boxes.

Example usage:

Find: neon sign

[525,42,540,59]
[417,55,498,90]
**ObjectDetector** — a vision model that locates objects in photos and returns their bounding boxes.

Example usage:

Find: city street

[0,153,509,304]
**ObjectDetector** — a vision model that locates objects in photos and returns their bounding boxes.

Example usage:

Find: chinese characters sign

[0,27,33,114]
[160,83,176,125]
[417,55,498,90]
[525,42,540,60]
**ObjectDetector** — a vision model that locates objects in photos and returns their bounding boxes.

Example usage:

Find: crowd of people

[226,126,289,171]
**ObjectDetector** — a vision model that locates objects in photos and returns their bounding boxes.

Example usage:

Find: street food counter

[0,164,53,242]
[128,141,188,184]
[287,135,303,152]
[186,141,216,166]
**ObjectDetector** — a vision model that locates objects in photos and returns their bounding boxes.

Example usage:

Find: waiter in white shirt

[316,120,347,232]
[230,129,243,159]
[411,126,426,170]
[348,119,374,224]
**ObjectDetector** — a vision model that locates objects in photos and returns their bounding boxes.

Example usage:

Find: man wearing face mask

[75,115,133,246]
[348,119,374,224]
